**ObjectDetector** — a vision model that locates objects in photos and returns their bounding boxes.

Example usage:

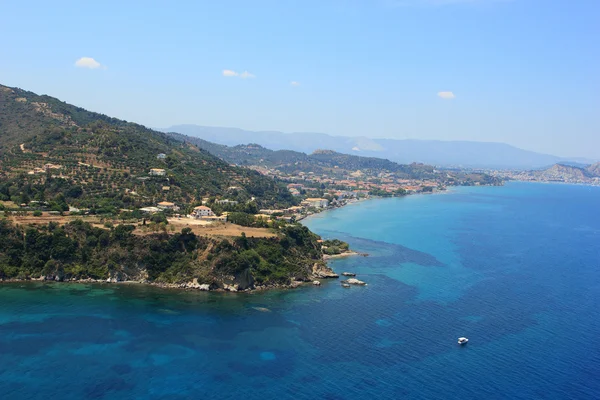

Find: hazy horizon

[2,0,598,158]
[162,123,596,161]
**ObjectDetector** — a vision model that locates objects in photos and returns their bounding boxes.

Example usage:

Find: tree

[19,193,30,205]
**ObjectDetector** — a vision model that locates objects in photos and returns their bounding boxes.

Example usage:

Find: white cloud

[290,81,300,86]
[223,69,255,79]
[222,69,239,77]
[437,91,456,99]
[75,57,103,69]
[240,71,256,79]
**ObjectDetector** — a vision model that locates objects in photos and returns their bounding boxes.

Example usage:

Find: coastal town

[2,154,502,230]
[123,160,500,226]
[489,163,600,186]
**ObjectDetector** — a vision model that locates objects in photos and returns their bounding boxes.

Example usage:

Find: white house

[149,168,166,176]
[140,206,161,214]
[302,198,329,208]
[192,205,215,218]
[157,201,179,211]
[157,153,166,159]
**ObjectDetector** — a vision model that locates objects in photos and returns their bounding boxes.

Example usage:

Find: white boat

[458,337,469,345]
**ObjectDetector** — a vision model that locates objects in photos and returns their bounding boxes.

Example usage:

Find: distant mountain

[166,132,442,180]
[162,124,596,169]
[586,162,600,177]
[537,164,593,181]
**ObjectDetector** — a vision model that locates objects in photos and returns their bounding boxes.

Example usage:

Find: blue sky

[1,0,598,158]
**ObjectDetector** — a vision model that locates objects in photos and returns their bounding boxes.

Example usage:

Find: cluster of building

[27,163,62,175]
[138,161,452,226]
[273,169,443,198]
[494,168,600,186]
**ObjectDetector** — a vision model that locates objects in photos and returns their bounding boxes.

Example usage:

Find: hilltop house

[157,153,166,159]
[149,168,166,176]
[157,201,179,211]
[191,205,214,218]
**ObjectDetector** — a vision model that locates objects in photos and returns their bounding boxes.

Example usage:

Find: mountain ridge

[0,84,296,210]
[165,132,444,180]
[163,124,597,169]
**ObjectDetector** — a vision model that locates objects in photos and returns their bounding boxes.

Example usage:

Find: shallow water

[2,182,600,399]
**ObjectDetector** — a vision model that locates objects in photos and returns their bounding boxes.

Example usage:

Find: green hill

[0,84,296,212]
[167,132,439,179]
[0,219,332,289]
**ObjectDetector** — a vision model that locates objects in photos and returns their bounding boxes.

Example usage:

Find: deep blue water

[2,182,600,399]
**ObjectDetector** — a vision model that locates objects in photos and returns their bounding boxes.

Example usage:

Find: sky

[1,0,598,159]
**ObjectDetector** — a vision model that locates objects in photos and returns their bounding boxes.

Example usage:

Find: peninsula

[0,83,499,291]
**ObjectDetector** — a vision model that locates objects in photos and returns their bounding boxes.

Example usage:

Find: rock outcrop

[344,278,367,286]
[312,263,339,279]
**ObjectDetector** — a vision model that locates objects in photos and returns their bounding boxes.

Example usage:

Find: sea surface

[2,182,600,399]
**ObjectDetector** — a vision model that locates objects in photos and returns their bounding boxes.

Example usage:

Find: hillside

[502,163,600,185]
[167,132,440,179]
[163,124,597,169]
[586,162,600,177]
[0,84,296,212]
[536,164,593,181]
[0,219,336,290]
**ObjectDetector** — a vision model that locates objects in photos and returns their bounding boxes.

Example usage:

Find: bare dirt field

[167,218,277,238]
[5,214,275,238]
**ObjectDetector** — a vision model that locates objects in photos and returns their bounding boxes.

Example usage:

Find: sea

[1,182,600,400]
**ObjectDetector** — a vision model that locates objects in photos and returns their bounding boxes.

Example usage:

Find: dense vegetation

[0,219,326,288]
[0,84,297,212]
[321,239,350,255]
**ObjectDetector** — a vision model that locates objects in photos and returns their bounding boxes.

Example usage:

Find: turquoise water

[2,182,600,399]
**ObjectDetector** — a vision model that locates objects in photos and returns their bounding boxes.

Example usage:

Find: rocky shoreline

[0,277,339,293]
[0,261,341,293]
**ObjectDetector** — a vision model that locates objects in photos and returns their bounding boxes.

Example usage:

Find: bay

[1,182,600,399]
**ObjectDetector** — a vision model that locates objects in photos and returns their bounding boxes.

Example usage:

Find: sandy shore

[323,251,365,260]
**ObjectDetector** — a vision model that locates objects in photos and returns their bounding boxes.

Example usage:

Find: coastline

[506,179,600,189]
[300,186,462,224]
[0,276,328,293]
[323,251,366,260]
[1,185,490,295]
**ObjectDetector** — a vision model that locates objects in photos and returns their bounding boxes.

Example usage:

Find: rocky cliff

[0,220,337,292]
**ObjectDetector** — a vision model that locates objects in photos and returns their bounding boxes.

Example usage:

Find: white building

[157,201,180,211]
[192,205,215,218]
[149,168,166,176]
[140,206,161,214]
[302,198,329,208]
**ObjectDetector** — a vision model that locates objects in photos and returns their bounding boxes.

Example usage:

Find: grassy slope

[0,84,296,209]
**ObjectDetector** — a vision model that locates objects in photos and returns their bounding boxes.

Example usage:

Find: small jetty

[458,337,469,345]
